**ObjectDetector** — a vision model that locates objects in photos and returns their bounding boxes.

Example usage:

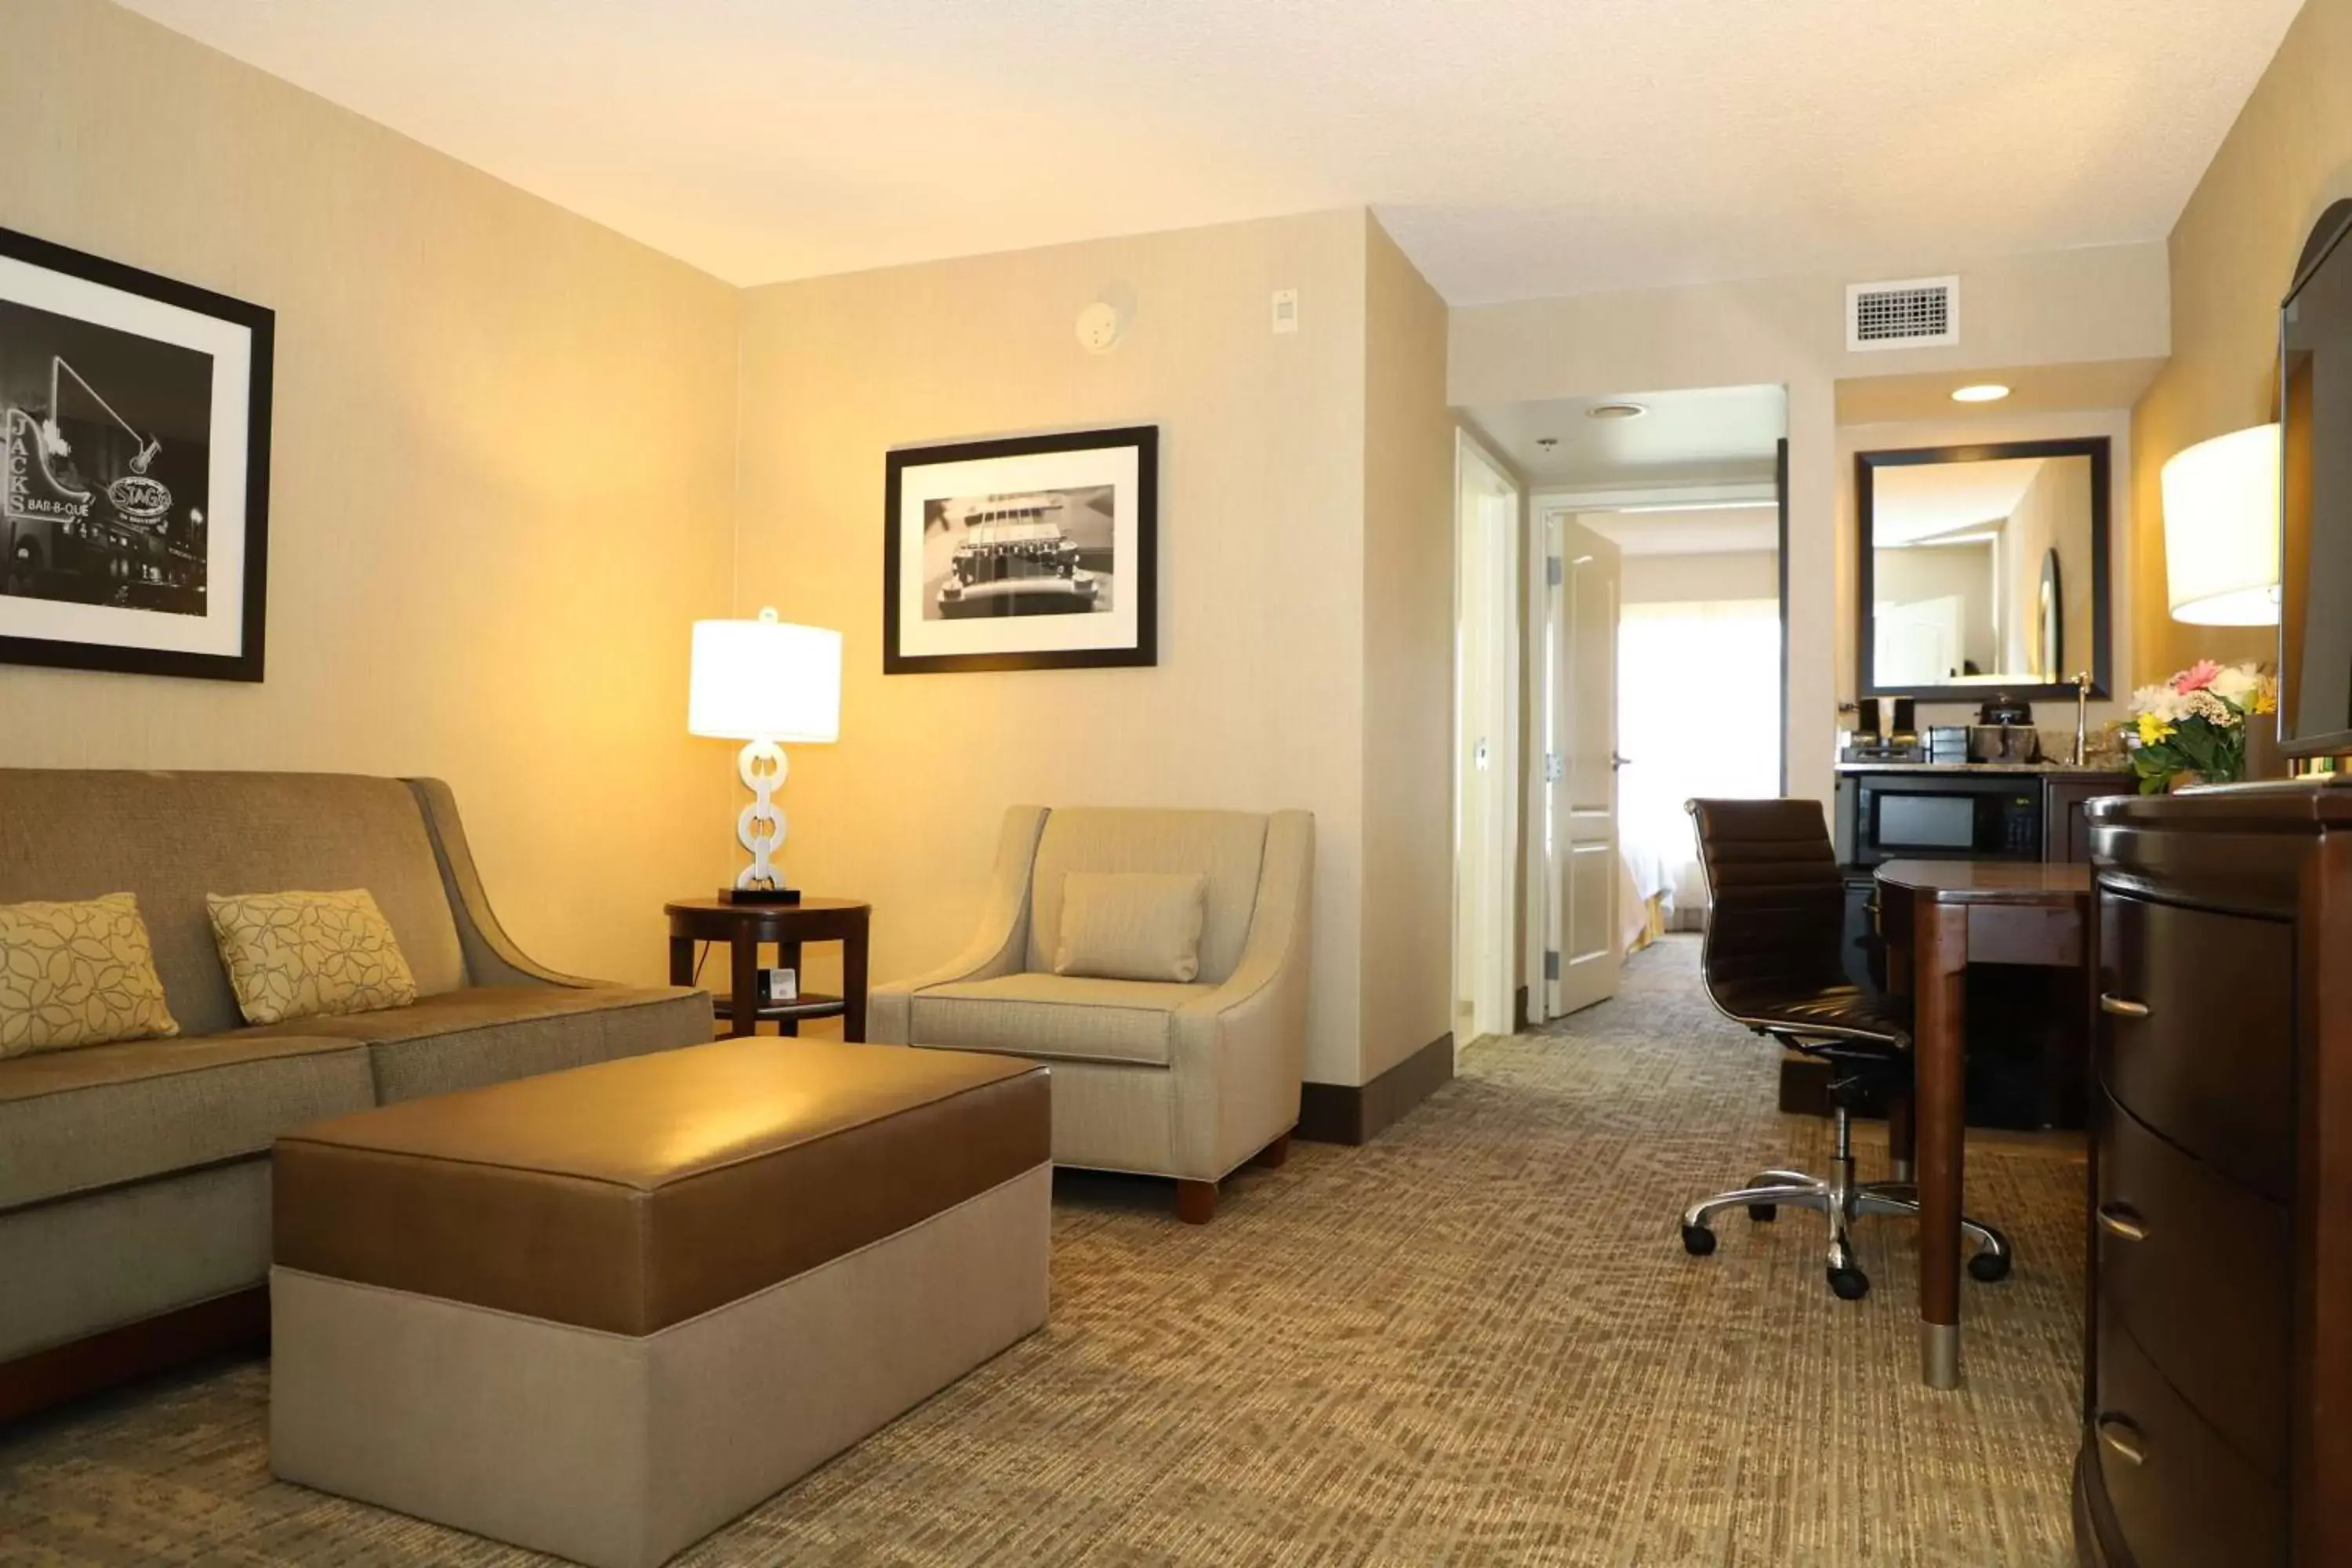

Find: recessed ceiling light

[1586,401,1648,420]
[1951,383,2012,404]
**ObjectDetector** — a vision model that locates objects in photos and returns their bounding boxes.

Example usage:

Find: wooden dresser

[2076,782,2352,1567]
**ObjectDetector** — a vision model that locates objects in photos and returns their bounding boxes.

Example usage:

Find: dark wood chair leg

[1250,1130,1293,1170]
[1174,1179,1218,1224]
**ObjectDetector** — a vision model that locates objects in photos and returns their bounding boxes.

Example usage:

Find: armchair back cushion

[1053,872,1207,982]
[0,771,466,1039]
[1025,809,1266,985]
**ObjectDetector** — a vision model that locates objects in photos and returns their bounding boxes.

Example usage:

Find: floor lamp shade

[2161,423,2281,626]
[689,609,841,900]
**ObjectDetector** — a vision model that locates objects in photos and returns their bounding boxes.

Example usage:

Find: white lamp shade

[688,611,842,742]
[2161,423,2282,626]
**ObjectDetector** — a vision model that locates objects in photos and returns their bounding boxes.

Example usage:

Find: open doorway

[1461,384,1788,1025]
[1454,431,1521,1046]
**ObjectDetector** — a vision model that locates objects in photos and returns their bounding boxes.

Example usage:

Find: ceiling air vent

[1846,275,1960,350]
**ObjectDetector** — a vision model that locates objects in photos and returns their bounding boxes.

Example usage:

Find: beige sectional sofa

[0,770,713,1410]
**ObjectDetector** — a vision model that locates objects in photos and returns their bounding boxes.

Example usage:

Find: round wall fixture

[1584,401,1648,420]
[1076,301,1124,354]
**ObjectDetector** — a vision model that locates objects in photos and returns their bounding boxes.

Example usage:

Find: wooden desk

[1876,858,2091,1388]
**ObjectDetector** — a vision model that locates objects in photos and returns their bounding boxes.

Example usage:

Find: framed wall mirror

[1856,436,2111,702]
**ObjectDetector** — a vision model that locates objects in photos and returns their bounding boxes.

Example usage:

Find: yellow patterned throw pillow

[0,893,181,1058]
[206,888,419,1027]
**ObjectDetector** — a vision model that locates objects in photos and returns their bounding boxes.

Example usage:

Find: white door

[1544,515,1623,1017]
[1875,593,1964,684]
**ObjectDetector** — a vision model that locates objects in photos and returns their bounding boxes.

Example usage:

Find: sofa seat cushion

[0,1031,375,1212]
[909,973,1209,1067]
[233,983,713,1103]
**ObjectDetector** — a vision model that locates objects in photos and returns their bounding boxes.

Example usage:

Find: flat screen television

[2280,198,2352,757]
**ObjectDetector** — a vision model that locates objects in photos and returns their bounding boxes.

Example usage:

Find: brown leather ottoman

[267,1038,1051,1568]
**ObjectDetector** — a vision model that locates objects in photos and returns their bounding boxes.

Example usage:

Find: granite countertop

[1834,760,2132,775]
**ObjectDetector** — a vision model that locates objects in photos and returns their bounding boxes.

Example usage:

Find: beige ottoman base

[270,1163,1051,1568]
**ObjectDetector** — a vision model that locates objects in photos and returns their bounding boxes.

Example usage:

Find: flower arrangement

[2128,659,2276,793]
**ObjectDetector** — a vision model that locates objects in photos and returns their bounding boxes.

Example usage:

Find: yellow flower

[2136,711,2176,746]
[2253,686,2278,715]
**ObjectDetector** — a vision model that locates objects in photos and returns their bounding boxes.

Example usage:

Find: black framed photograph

[884,425,1156,673]
[0,226,274,682]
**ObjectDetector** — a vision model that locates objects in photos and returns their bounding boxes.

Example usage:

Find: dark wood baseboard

[1297,1032,1454,1146]
[0,1287,269,1426]
[1513,985,1530,1033]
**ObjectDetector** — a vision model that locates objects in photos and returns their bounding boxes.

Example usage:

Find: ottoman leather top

[274,1038,1048,1334]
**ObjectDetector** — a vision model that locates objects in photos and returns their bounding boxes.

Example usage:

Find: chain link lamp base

[722,738,800,905]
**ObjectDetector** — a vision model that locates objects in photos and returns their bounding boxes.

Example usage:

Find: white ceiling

[117,0,2306,300]
[1472,384,1785,487]
[1872,457,2050,546]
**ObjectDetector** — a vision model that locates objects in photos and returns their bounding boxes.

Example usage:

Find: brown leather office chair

[1678,797,2010,1299]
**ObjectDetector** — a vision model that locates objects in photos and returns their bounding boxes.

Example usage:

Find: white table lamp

[2162,423,2281,626]
[689,608,842,903]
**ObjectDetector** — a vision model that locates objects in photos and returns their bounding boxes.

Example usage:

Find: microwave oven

[1834,773,2042,866]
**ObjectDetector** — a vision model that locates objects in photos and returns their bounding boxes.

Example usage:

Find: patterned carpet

[0,939,2086,1566]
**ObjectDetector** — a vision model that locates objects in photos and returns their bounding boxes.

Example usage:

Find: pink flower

[2172,659,2220,695]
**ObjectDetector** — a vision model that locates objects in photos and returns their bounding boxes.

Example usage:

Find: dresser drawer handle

[2096,1204,2149,1242]
[2099,994,2151,1018]
[2096,1414,2147,1466]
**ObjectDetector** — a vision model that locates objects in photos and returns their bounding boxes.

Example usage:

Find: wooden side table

[665,896,870,1041]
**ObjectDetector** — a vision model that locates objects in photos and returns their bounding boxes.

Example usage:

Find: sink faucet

[2071,671,2092,767]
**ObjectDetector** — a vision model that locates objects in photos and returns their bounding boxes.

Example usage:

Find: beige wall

[1451,244,2169,804]
[1360,220,1457,1076]
[732,210,1397,1084]
[1995,458,2094,679]
[1838,408,2135,736]
[5,10,1456,1087]
[1621,550,1778,605]
[2134,0,2352,684]
[0,0,742,984]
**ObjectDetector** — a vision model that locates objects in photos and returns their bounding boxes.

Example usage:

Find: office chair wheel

[1680,1222,1718,1257]
[1747,1203,1777,1222]
[1968,1249,2012,1283]
[1827,1264,1871,1301]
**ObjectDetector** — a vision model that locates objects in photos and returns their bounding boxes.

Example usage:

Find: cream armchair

[870,805,1312,1222]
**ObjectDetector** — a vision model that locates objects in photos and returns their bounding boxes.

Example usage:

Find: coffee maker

[1968,695,2041,764]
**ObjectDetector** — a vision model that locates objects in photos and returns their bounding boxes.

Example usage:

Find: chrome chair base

[1678,1108,2013,1300]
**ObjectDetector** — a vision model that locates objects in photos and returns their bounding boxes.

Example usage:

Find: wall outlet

[1271,289,1298,334]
